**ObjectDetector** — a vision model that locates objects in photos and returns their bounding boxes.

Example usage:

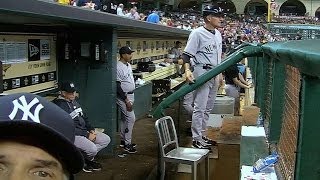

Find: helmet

[203,5,224,17]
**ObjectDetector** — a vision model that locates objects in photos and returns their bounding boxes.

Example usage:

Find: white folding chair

[155,116,210,180]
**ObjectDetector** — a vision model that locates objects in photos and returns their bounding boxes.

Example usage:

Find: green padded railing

[152,44,263,118]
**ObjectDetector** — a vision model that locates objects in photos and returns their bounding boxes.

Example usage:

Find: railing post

[294,75,320,180]
[268,60,285,143]
[255,57,263,107]
[262,55,273,119]
[257,56,268,117]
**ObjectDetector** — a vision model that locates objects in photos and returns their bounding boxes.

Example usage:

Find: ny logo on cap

[9,95,44,123]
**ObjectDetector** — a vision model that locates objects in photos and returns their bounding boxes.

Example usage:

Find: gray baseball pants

[191,66,219,141]
[183,91,195,116]
[225,84,240,115]
[117,94,136,146]
[74,132,111,160]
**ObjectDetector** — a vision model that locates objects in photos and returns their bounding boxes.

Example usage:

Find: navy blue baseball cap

[0,93,84,174]
[203,5,224,17]
[119,46,135,55]
[60,81,77,93]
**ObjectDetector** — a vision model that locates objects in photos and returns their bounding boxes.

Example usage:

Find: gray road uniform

[184,26,222,141]
[116,60,136,146]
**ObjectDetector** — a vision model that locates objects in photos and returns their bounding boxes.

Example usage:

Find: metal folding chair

[155,116,210,180]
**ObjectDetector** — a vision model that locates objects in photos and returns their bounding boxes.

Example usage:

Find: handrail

[262,40,320,78]
[152,44,263,118]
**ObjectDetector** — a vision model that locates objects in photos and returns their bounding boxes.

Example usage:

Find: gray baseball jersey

[117,61,135,93]
[184,26,222,66]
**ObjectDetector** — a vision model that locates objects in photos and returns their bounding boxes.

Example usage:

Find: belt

[127,91,134,94]
[202,64,213,70]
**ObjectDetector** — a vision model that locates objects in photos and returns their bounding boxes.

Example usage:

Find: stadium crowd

[47,0,314,50]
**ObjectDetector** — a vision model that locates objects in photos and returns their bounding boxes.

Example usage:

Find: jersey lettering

[204,44,217,53]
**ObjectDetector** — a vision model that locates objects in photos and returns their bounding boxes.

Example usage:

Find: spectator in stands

[132,6,140,20]
[77,0,87,7]
[91,0,101,10]
[125,8,136,19]
[126,8,139,20]
[224,64,251,116]
[117,3,125,16]
[146,9,160,24]
[57,0,70,5]
[0,93,84,179]
[139,13,146,21]
[166,18,173,26]
[100,0,117,14]
[53,81,111,173]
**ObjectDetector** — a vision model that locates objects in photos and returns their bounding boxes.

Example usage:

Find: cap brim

[210,13,224,17]
[0,121,84,174]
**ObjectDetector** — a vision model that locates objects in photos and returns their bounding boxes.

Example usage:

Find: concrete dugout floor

[76,101,242,180]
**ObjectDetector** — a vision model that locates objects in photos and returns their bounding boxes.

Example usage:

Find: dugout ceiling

[0,0,189,38]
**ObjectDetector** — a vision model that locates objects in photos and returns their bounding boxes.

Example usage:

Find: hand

[246,83,253,89]
[185,69,194,83]
[125,99,133,112]
[164,58,173,63]
[88,132,97,142]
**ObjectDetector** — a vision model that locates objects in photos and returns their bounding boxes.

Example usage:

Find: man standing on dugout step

[182,5,224,149]
[116,46,137,154]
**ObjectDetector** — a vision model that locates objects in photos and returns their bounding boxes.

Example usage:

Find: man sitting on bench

[53,81,111,173]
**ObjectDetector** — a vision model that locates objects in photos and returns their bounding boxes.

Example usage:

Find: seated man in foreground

[53,81,111,173]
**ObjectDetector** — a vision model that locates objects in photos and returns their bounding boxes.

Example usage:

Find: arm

[53,99,89,137]
[238,73,249,85]
[116,81,133,111]
[182,30,199,83]
[181,53,194,83]
[232,78,250,89]
[117,81,127,101]
[72,100,95,135]
[82,113,94,132]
